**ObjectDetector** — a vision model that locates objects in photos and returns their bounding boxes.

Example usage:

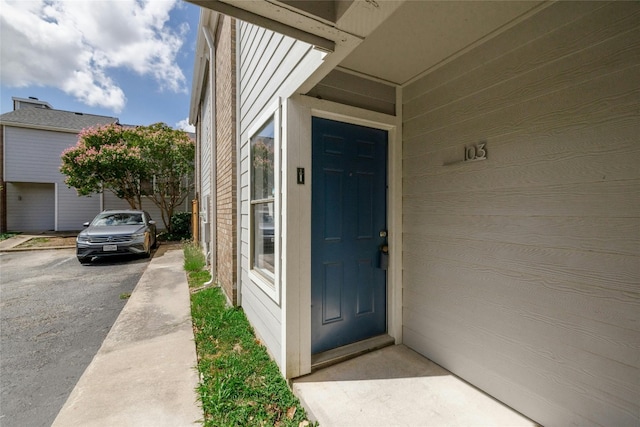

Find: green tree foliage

[135,123,195,231]
[60,123,194,232]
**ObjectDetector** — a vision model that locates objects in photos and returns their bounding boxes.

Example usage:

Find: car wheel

[77,256,91,265]
[151,235,158,249]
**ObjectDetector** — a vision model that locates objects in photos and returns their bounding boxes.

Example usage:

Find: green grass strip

[184,241,207,272]
[187,243,315,426]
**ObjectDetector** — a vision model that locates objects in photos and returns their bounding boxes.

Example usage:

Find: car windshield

[92,213,144,226]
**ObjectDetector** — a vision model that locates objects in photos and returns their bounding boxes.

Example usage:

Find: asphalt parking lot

[0,248,150,427]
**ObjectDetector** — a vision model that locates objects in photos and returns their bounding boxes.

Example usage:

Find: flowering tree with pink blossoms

[61,123,147,209]
[60,123,194,232]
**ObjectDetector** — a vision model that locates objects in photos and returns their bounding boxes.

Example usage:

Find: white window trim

[248,100,281,304]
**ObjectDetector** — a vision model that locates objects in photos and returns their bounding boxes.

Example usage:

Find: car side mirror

[83,222,90,227]
[148,220,156,225]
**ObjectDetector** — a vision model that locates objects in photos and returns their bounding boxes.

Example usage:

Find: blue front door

[311,117,388,354]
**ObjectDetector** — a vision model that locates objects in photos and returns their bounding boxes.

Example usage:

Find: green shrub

[172,212,192,237]
[0,232,19,241]
[161,212,192,241]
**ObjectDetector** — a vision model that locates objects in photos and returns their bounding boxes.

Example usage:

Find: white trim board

[282,94,402,378]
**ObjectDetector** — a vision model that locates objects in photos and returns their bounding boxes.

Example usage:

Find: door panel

[6,182,55,231]
[312,117,388,354]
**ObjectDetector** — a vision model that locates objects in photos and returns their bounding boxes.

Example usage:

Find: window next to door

[250,116,275,284]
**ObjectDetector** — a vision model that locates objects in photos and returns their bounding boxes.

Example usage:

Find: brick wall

[215,16,237,305]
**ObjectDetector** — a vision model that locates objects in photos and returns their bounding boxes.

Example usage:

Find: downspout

[203,24,217,285]
[54,183,58,231]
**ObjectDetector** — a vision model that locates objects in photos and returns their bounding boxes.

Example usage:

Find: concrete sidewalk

[52,246,202,427]
[0,234,38,250]
[0,234,77,252]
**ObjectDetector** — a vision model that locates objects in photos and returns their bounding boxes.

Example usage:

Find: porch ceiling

[340,1,545,86]
[188,0,547,87]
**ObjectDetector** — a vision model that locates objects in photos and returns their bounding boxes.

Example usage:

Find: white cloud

[0,0,188,112]
[175,117,195,133]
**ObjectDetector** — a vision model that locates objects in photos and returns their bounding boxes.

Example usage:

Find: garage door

[7,183,55,232]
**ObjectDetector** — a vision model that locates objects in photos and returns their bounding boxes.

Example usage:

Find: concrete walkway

[0,234,38,250]
[51,246,202,427]
[293,345,538,427]
[0,234,77,252]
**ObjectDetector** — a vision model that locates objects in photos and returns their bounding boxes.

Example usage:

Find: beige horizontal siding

[401,2,640,426]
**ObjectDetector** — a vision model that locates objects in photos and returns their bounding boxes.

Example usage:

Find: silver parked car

[76,210,157,264]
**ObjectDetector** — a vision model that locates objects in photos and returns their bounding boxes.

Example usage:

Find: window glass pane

[251,118,275,201]
[253,202,274,275]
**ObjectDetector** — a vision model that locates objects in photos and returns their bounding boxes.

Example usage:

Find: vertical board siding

[237,21,318,368]
[401,2,640,426]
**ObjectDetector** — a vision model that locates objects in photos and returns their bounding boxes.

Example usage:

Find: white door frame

[282,93,402,378]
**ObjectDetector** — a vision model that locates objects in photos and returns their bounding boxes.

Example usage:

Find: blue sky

[0,0,201,131]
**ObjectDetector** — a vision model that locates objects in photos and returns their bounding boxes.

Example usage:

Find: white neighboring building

[1,97,117,232]
[0,97,166,232]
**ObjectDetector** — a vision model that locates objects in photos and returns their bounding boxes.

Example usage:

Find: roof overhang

[187,0,551,91]
[186,0,404,93]
[189,0,337,52]
[0,122,79,134]
[187,0,406,51]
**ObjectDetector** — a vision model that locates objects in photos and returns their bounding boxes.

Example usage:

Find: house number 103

[465,142,487,162]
